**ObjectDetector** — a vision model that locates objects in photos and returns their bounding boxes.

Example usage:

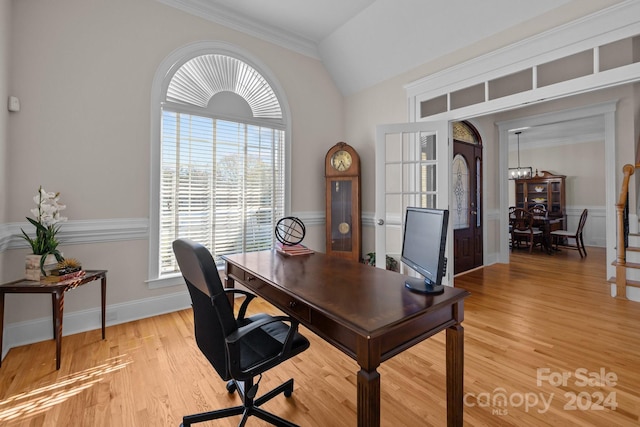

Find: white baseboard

[611,284,640,302]
[483,251,499,267]
[1,290,191,362]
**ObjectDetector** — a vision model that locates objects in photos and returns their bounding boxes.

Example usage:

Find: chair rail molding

[0,218,149,252]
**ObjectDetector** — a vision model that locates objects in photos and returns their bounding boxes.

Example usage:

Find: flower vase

[25,254,58,281]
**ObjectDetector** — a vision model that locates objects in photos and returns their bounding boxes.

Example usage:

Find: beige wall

[485,84,637,201]
[635,82,640,212]
[0,0,9,223]
[7,0,343,221]
[0,0,10,277]
[2,0,344,324]
[1,0,637,339]
[508,140,606,207]
[344,0,635,257]
[348,76,638,257]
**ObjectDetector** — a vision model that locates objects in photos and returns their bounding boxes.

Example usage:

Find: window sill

[146,266,226,289]
[146,274,185,289]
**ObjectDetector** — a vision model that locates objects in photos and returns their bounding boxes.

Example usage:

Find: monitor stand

[404,277,444,294]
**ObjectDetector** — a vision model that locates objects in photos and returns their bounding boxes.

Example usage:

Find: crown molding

[156,0,321,59]
[405,0,640,99]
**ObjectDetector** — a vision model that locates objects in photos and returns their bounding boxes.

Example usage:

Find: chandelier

[508,131,532,179]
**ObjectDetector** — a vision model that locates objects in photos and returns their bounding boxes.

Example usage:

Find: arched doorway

[452,121,483,274]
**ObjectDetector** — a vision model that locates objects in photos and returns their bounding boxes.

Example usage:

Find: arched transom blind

[166,54,282,119]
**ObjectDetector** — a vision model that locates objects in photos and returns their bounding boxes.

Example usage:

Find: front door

[452,124,483,274]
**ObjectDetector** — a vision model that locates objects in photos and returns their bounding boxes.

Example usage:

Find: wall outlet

[8,96,20,112]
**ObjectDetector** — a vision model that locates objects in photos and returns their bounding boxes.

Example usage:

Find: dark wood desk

[223,251,469,427]
[0,270,107,370]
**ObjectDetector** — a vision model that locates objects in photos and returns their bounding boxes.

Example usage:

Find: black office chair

[172,239,310,427]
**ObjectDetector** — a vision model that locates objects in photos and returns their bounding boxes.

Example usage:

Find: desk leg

[357,368,381,427]
[446,324,464,427]
[0,292,4,367]
[101,276,106,339]
[53,290,64,370]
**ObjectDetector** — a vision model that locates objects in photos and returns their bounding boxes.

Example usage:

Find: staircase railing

[615,164,636,298]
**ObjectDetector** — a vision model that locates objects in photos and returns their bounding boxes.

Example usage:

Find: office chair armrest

[226,315,298,344]
[226,315,301,375]
[222,288,257,322]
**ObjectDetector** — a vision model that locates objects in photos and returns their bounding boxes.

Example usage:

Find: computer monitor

[401,207,449,294]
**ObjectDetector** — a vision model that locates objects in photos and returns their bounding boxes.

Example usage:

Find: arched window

[149,43,289,286]
[452,154,470,229]
[452,121,480,145]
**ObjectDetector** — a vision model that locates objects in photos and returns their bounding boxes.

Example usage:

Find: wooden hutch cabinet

[515,170,566,219]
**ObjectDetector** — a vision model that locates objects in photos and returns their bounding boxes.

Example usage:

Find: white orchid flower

[21,185,68,270]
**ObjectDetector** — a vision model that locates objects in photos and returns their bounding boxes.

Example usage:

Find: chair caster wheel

[226,380,237,394]
[284,390,292,398]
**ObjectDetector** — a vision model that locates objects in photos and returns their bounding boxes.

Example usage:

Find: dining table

[532,215,564,253]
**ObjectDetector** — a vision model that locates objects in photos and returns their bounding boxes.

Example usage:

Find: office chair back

[172,238,236,380]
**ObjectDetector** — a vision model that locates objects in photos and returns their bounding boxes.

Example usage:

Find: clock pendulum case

[325,142,361,262]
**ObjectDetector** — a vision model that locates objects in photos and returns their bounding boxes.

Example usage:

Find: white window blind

[160,111,285,272]
[156,53,286,276]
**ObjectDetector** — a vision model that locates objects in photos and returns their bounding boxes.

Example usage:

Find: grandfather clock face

[330,150,352,172]
[325,142,361,262]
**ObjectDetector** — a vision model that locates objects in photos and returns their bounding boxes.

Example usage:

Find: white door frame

[403,1,640,280]
[496,102,618,279]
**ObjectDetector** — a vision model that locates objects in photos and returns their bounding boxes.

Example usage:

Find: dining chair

[508,206,517,248]
[510,208,544,253]
[550,209,589,257]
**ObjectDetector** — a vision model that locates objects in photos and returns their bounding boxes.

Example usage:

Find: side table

[0,270,107,370]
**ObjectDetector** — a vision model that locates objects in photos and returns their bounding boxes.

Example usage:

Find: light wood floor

[1,247,639,426]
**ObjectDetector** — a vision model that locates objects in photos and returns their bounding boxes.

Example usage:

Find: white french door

[374,121,452,285]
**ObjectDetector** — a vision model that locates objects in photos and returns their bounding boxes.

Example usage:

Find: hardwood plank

[1,247,639,426]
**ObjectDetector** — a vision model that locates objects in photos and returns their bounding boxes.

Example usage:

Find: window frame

[148,41,291,288]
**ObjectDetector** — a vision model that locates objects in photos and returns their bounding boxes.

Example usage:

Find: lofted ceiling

[158,0,614,145]
[157,0,585,95]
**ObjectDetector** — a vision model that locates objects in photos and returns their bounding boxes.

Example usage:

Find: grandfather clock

[325,142,361,262]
